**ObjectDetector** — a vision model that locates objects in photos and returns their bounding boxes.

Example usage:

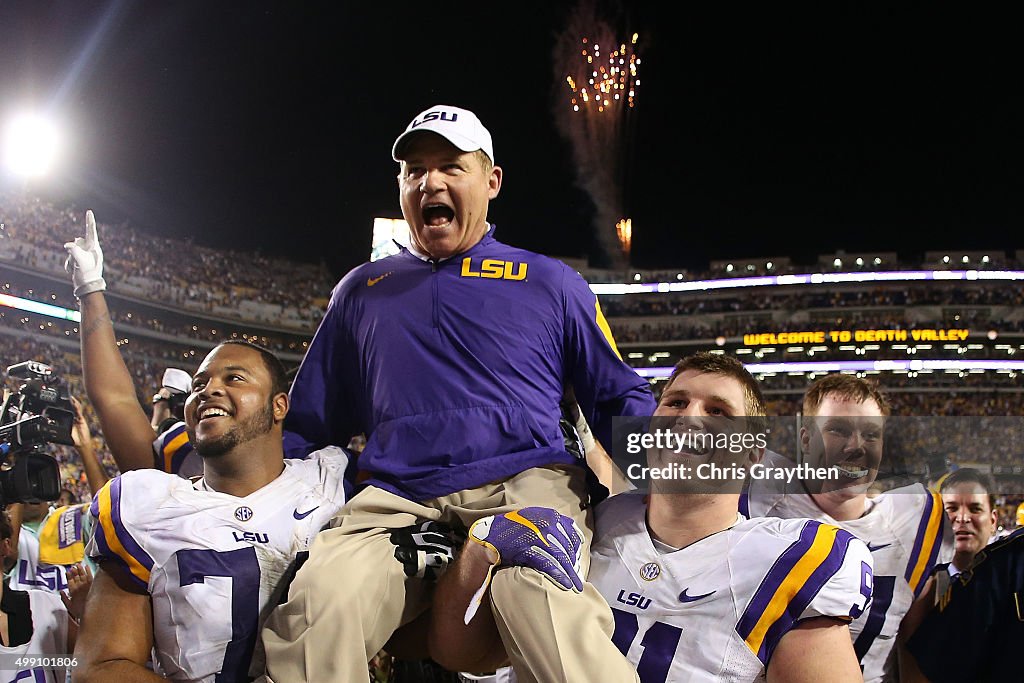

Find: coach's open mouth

[423,204,454,227]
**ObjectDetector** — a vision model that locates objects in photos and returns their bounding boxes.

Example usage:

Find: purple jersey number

[177,547,261,683]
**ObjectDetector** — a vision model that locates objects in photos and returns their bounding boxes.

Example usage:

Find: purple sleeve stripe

[758,528,855,664]
[108,477,156,573]
[737,520,818,641]
[904,490,933,581]
[913,495,946,598]
[91,518,149,591]
[738,493,750,518]
[904,491,943,595]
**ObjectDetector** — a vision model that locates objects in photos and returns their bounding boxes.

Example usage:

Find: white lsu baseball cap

[392,105,494,165]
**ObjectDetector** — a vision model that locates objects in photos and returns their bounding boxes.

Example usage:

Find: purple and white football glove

[463,507,585,623]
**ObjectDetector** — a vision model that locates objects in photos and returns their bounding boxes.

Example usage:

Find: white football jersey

[87,448,349,683]
[590,494,873,683]
[744,476,952,683]
[0,589,70,683]
[7,524,68,594]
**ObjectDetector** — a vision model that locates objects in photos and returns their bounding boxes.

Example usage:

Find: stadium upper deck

[3,192,1022,395]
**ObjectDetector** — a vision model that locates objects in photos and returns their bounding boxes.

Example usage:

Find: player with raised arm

[63,213,350,682]
[743,374,952,682]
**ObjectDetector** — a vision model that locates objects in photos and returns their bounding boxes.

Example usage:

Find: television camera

[0,360,69,505]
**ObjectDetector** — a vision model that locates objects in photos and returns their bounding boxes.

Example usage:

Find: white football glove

[64,210,106,297]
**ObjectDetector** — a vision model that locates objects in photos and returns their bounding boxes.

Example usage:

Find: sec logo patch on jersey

[234,506,254,522]
[639,562,661,581]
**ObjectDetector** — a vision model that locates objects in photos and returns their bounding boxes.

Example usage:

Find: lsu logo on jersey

[616,590,652,610]
[233,531,269,545]
[460,257,527,281]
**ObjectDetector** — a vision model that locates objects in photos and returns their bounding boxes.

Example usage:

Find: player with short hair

[744,373,952,682]
[430,353,873,682]
[64,214,350,682]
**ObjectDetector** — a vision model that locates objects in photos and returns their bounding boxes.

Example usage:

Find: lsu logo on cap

[412,110,459,127]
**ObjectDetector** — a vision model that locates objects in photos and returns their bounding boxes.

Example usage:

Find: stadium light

[3,112,62,178]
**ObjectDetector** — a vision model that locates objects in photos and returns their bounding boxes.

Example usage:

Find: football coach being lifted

[262,105,654,682]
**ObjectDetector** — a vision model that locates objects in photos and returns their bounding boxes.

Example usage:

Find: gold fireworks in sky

[565,32,639,114]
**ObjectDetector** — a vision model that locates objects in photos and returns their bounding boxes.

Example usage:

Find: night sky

[1,1,1020,279]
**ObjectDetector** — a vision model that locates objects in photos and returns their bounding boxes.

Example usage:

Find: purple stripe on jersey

[917,499,944,598]
[738,492,750,518]
[109,477,156,573]
[904,491,935,584]
[91,513,148,591]
[170,439,194,474]
[737,520,818,642]
[758,528,855,664]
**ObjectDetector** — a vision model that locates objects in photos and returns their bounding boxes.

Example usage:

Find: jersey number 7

[177,547,261,682]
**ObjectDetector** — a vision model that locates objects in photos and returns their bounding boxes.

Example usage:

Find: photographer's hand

[150,388,174,431]
[64,210,106,297]
[70,396,92,450]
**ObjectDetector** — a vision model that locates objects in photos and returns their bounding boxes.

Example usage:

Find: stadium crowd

[1,192,332,330]
[599,284,1024,318]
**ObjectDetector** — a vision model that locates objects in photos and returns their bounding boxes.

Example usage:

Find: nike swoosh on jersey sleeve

[905,490,945,598]
[737,520,856,665]
[91,477,155,590]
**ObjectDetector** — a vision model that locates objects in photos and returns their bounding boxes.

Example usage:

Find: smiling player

[64,214,350,682]
[430,353,873,682]
[744,374,953,682]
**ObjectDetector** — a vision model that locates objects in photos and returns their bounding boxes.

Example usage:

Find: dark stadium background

[1,1,1020,276]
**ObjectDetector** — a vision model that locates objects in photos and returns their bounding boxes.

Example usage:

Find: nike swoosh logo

[867,542,892,552]
[293,506,320,520]
[678,588,716,603]
[366,272,393,287]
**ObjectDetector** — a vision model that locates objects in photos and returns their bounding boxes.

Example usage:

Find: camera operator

[0,362,74,595]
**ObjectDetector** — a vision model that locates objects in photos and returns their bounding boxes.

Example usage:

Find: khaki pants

[261,465,639,683]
